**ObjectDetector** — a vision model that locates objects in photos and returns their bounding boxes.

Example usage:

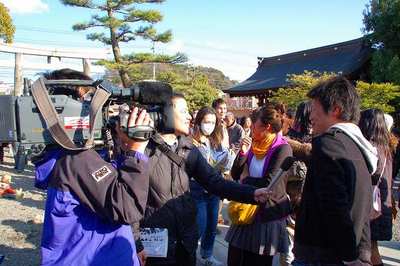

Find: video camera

[0,77,175,156]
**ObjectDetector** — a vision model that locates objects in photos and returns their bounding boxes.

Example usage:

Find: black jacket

[138,136,257,262]
[144,136,257,210]
[294,129,372,263]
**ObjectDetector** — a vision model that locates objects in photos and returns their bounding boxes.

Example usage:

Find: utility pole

[14,53,23,96]
[82,58,91,76]
[151,41,156,80]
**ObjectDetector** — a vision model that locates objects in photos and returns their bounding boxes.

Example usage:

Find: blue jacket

[34,148,149,266]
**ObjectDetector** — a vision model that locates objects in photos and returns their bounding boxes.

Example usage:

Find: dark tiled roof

[225,37,371,96]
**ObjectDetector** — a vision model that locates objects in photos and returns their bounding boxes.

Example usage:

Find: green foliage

[174,75,220,112]
[156,68,222,111]
[363,0,400,53]
[157,70,179,84]
[62,0,171,45]
[270,71,400,113]
[370,50,400,84]
[96,52,187,70]
[62,0,177,87]
[270,71,336,109]
[356,81,400,113]
[363,0,400,84]
[0,3,15,43]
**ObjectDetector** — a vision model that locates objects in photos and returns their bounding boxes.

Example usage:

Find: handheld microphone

[265,156,295,191]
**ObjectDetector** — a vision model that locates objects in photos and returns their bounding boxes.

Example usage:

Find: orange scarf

[251,133,276,159]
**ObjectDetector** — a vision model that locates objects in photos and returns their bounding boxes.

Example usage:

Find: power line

[14,37,150,51]
[9,38,258,69]
[11,25,258,80]
[15,25,261,58]
[14,37,106,48]
[16,25,83,35]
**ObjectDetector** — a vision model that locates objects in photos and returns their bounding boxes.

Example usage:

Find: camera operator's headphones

[31,77,110,151]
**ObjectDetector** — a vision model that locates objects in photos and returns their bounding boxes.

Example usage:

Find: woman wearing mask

[190,106,235,266]
[359,109,393,266]
[225,105,293,266]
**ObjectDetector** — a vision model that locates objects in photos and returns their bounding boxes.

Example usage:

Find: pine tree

[61,0,184,87]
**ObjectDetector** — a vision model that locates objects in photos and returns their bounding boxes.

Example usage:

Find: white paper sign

[140,228,168,258]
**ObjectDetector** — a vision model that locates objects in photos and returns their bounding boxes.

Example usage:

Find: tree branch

[87,32,112,45]
[125,9,163,23]
[61,0,97,9]
[73,22,106,30]
[122,52,187,64]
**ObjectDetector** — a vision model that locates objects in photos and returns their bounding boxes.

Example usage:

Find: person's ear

[331,106,342,119]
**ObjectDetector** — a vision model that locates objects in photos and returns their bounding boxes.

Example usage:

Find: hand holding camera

[116,107,154,154]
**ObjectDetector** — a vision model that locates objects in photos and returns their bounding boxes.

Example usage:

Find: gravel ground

[0,148,399,266]
[0,150,45,266]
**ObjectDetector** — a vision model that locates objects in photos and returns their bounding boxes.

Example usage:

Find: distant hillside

[103,63,237,91]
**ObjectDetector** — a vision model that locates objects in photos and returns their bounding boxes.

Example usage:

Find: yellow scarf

[251,133,276,159]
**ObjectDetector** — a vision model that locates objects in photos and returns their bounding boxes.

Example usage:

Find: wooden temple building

[223,37,372,105]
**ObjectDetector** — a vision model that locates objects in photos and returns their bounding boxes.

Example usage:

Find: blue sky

[1,0,369,83]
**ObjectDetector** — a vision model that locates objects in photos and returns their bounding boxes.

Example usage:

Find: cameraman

[135,93,271,266]
[34,69,151,266]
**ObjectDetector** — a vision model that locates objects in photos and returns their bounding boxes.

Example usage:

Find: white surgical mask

[200,122,215,136]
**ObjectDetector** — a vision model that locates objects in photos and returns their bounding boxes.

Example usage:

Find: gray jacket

[227,121,245,148]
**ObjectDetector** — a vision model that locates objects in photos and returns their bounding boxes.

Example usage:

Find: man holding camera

[34,69,152,266]
[33,69,271,266]
[135,93,271,266]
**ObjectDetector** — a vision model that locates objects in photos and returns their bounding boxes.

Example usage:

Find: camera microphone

[99,80,173,105]
[135,81,173,104]
[265,156,295,191]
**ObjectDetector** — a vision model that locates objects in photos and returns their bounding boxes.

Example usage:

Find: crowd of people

[1,69,399,266]
[188,77,400,266]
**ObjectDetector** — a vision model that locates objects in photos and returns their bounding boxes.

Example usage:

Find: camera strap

[31,77,111,150]
[151,134,184,167]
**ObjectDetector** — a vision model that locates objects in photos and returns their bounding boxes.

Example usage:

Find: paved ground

[197,202,400,266]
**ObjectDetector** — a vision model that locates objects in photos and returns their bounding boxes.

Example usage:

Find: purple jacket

[34,149,149,266]
[246,134,288,177]
[231,134,292,222]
